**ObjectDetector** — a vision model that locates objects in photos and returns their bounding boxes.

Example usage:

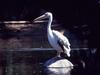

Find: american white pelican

[34,12,71,57]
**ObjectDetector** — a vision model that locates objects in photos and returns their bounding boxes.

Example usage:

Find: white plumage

[34,12,71,57]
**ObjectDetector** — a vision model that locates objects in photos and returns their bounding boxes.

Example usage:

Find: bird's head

[45,12,52,17]
[33,12,52,22]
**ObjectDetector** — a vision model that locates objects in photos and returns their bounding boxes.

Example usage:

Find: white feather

[52,30,71,57]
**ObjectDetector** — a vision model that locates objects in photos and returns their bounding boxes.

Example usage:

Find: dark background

[0,0,99,75]
[0,0,99,47]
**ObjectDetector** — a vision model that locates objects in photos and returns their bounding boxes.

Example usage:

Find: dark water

[0,50,56,75]
[3,62,72,75]
[0,49,96,75]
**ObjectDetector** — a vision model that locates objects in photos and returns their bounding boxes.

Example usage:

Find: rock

[44,57,73,75]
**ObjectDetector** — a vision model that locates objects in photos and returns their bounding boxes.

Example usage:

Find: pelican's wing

[52,30,70,47]
[52,30,71,57]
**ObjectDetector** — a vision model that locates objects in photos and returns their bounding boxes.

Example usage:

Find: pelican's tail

[63,46,71,57]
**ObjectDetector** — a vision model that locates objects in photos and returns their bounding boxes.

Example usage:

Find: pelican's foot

[56,52,61,58]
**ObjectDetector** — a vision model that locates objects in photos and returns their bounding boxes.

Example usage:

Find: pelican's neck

[47,14,53,33]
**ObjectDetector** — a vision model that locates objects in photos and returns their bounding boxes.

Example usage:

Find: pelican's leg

[57,51,61,57]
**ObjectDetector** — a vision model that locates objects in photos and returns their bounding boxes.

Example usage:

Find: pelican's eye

[45,13,49,16]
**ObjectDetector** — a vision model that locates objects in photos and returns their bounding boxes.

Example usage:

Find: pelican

[34,12,71,57]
